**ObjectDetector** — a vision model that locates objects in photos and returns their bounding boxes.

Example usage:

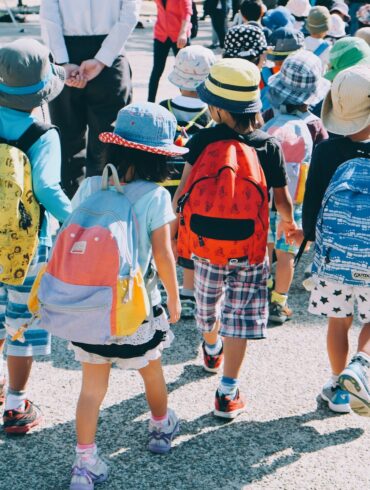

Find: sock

[204,336,222,356]
[219,376,238,398]
[76,443,97,465]
[271,291,288,306]
[331,374,339,386]
[0,356,4,381]
[5,388,26,411]
[180,288,195,299]
[356,351,370,367]
[151,412,168,425]
[267,275,274,290]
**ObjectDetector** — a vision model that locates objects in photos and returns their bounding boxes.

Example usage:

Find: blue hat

[263,7,294,31]
[99,103,189,157]
[266,26,305,61]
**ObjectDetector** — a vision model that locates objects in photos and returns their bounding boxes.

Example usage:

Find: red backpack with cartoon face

[177,140,268,266]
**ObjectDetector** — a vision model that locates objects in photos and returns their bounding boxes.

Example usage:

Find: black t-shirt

[185,123,287,191]
[302,137,370,241]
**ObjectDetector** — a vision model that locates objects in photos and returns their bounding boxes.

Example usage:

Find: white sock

[0,356,5,381]
[331,374,339,386]
[5,389,26,411]
[204,336,223,355]
[76,443,98,465]
[180,288,195,298]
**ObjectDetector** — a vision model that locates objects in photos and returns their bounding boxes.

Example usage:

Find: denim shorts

[0,245,51,357]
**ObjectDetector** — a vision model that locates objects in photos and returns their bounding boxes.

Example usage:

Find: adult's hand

[79,59,106,82]
[176,33,188,49]
[62,63,88,89]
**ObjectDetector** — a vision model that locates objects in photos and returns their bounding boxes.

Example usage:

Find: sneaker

[339,356,370,417]
[214,389,246,419]
[3,399,42,434]
[320,381,351,414]
[0,378,5,407]
[201,341,223,373]
[147,408,179,454]
[70,455,108,490]
[269,302,293,324]
[179,293,196,319]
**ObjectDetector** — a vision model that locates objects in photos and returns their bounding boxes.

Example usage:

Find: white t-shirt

[304,36,331,73]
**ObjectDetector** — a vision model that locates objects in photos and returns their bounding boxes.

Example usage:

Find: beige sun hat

[321,65,370,136]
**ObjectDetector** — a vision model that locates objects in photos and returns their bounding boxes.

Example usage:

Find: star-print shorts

[308,277,370,323]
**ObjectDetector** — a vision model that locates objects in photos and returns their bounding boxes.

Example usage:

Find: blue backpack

[312,157,370,286]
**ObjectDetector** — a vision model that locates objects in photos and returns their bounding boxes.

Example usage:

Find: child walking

[160,45,215,318]
[67,103,184,489]
[299,66,370,416]
[0,39,71,432]
[173,59,296,418]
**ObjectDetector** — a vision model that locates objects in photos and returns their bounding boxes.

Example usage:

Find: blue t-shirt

[72,177,176,304]
[0,107,71,246]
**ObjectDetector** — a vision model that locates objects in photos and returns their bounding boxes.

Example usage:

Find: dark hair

[315,0,334,9]
[104,145,169,183]
[229,111,263,132]
[223,51,261,66]
[285,103,309,114]
[240,0,264,21]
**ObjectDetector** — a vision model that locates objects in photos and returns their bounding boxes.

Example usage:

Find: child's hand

[167,295,181,324]
[277,219,297,245]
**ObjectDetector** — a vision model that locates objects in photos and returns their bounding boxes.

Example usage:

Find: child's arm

[152,223,181,324]
[29,128,71,222]
[273,186,297,244]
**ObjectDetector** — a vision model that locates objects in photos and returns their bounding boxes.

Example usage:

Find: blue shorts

[268,206,302,254]
[0,245,51,357]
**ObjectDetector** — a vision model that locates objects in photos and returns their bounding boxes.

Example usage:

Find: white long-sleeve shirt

[40,0,142,67]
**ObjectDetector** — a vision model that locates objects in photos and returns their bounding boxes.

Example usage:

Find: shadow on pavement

[0,364,364,490]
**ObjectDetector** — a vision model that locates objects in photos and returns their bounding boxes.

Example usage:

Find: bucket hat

[263,7,294,31]
[321,65,370,136]
[330,2,350,23]
[266,26,305,61]
[325,37,370,81]
[196,58,261,114]
[0,38,65,111]
[327,14,347,39]
[286,0,310,19]
[99,103,189,156]
[224,24,267,60]
[306,6,332,35]
[355,27,370,46]
[168,45,215,91]
[268,50,330,107]
[357,4,370,26]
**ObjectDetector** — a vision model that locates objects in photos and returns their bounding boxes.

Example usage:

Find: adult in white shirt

[40,0,141,198]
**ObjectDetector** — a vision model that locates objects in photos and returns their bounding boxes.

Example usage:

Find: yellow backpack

[0,123,51,285]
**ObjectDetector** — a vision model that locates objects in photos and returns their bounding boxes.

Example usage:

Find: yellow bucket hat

[196,58,262,113]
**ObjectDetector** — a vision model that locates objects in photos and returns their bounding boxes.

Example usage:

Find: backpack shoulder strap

[17,122,58,153]
[313,41,330,57]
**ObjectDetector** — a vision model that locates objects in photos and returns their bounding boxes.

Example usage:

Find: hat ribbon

[0,67,52,95]
[208,74,258,92]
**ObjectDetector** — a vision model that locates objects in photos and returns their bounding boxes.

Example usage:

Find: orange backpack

[177,139,269,266]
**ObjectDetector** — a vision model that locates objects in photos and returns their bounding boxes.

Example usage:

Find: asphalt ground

[0,8,369,490]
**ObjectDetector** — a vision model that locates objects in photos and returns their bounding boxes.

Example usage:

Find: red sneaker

[214,389,246,419]
[3,400,42,434]
[202,341,223,373]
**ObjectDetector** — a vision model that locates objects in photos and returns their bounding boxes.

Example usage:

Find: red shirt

[154,0,192,43]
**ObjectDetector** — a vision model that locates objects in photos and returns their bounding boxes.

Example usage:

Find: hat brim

[197,81,262,114]
[325,55,370,82]
[321,90,370,136]
[268,72,331,107]
[99,132,189,157]
[0,63,65,111]
[168,69,204,91]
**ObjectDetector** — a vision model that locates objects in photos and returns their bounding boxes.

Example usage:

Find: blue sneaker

[339,355,370,417]
[321,380,351,413]
[147,408,179,454]
[70,454,108,490]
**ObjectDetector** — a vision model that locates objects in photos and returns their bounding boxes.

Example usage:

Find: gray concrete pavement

[0,11,369,490]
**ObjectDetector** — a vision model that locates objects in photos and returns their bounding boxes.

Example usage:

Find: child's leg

[327,317,353,375]
[182,268,194,294]
[274,250,295,296]
[140,358,179,454]
[223,337,247,379]
[358,323,370,356]
[76,362,111,445]
[180,267,196,319]
[139,358,167,418]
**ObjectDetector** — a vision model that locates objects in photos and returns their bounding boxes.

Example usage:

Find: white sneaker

[70,453,108,490]
[147,408,179,454]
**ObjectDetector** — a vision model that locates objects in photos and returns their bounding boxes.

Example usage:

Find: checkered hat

[267,49,330,107]
[224,24,267,60]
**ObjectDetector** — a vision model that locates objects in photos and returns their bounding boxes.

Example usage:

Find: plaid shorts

[0,245,51,357]
[193,259,269,339]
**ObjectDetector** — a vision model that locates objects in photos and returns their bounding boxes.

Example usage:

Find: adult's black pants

[148,38,180,103]
[49,35,132,198]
